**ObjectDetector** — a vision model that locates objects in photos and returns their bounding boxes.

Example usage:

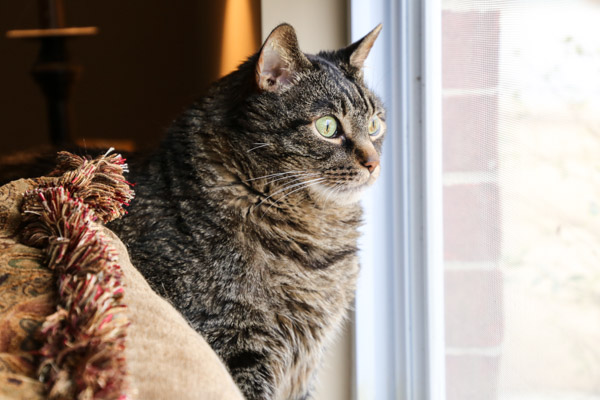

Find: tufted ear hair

[256,23,312,92]
[341,24,382,72]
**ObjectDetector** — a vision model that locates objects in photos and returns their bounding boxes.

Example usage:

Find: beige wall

[261,0,348,53]
[261,2,353,399]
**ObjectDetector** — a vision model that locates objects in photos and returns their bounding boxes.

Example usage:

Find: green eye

[368,115,381,136]
[315,116,338,138]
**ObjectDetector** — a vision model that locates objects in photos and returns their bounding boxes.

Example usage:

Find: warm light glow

[220,0,259,77]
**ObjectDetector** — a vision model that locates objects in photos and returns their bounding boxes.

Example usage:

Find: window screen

[442,1,600,399]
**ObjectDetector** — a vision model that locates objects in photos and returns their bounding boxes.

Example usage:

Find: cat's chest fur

[241,208,360,399]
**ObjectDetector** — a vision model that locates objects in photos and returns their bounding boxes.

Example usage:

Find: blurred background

[0,1,253,154]
[441,1,600,398]
[0,1,352,399]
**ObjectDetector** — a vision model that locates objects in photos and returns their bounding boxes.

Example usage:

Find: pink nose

[356,146,380,174]
[361,156,380,173]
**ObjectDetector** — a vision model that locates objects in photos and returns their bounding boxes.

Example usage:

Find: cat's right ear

[256,24,311,92]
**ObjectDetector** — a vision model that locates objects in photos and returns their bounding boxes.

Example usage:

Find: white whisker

[264,172,319,186]
[247,143,272,153]
[244,170,307,183]
[323,180,346,204]
[255,177,325,210]
[260,178,327,218]
[323,181,342,204]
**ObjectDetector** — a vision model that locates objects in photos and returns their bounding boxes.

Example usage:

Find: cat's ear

[342,24,382,71]
[256,23,311,92]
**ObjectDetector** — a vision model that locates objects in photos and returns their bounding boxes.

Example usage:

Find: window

[443,1,600,399]
[353,0,444,398]
[353,0,600,399]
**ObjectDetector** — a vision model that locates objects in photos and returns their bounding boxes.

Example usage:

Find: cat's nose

[360,153,380,174]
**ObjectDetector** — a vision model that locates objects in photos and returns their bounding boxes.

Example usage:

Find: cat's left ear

[342,24,383,71]
[256,23,312,92]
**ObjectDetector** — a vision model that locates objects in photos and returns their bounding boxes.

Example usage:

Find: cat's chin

[310,166,381,206]
[311,167,380,205]
[310,182,370,206]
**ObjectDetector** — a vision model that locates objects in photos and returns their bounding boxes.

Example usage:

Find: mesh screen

[442,1,600,399]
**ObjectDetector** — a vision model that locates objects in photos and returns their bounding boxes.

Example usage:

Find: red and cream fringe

[21,150,134,400]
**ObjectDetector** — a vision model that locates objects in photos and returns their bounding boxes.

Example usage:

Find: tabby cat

[111,23,385,399]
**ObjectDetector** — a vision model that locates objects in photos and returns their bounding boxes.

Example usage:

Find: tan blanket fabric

[0,179,48,399]
[109,228,244,400]
[0,160,243,399]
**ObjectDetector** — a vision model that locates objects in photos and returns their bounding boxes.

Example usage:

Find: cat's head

[229,24,385,207]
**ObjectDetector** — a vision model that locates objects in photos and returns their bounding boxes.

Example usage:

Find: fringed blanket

[1,150,133,400]
[0,151,243,400]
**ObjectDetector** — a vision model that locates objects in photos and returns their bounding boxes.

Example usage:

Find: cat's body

[111,24,385,399]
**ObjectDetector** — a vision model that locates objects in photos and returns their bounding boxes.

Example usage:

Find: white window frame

[352,0,445,399]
